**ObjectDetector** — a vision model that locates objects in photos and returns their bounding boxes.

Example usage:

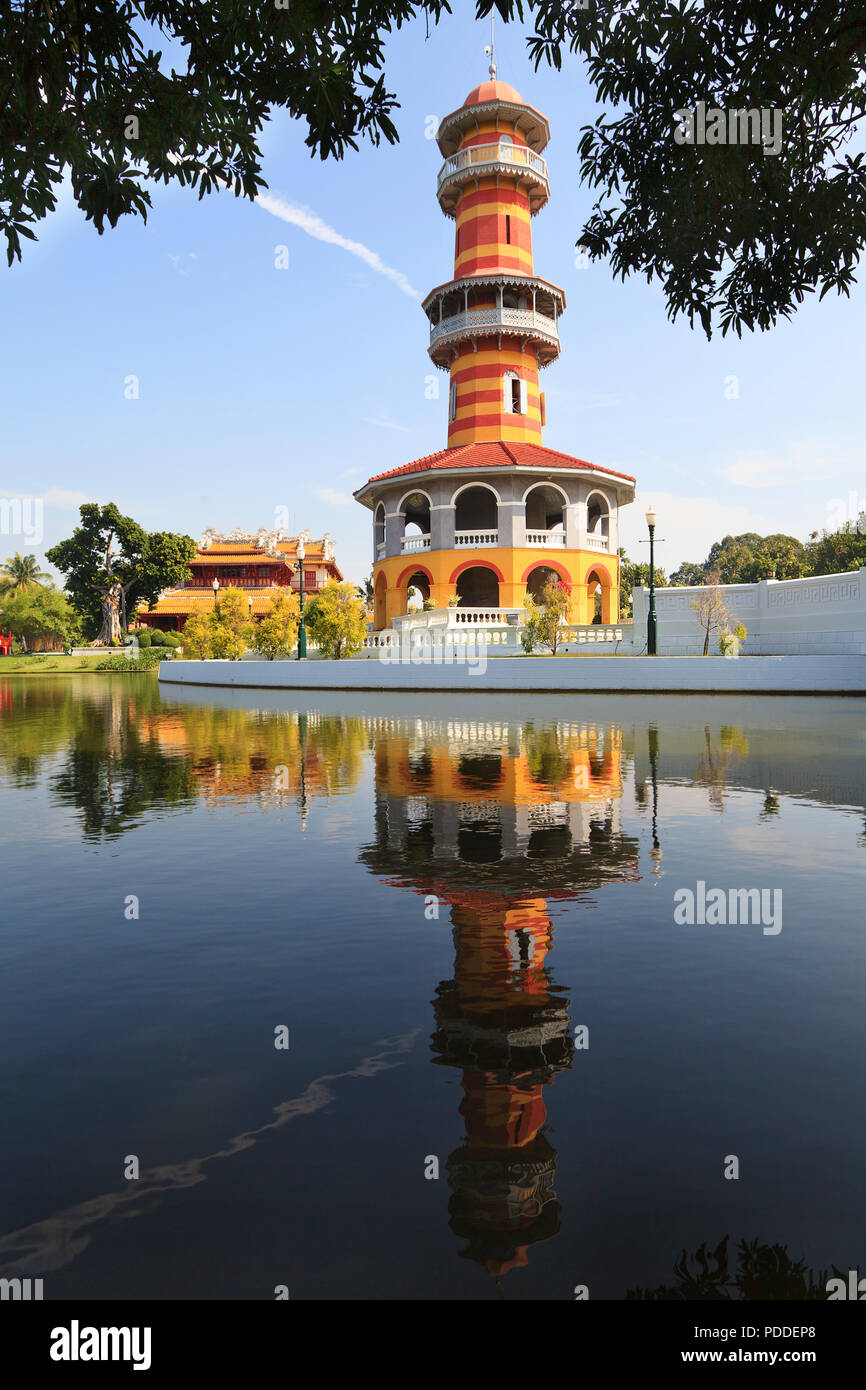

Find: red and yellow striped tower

[354,70,636,629]
[427,76,560,447]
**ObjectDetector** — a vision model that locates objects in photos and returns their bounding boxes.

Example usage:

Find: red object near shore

[0,630,13,656]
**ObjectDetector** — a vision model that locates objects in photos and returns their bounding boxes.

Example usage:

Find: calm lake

[1,675,864,1300]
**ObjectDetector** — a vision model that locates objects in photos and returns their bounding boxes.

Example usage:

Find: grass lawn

[0,654,149,675]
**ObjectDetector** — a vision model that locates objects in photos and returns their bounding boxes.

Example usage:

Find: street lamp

[212,576,220,613]
[295,538,307,660]
[644,504,658,655]
[247,595,253,624]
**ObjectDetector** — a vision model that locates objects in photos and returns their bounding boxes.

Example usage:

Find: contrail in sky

[256,193,422,300]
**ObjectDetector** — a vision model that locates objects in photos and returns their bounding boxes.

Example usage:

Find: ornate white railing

[376,540,386,558]
[454,529,498,548]
[430,305,558,346]
[526,529,566,547]
[585,535,609,552]
[361,614,636,656]
[438,142,549,194]
[401,533,431,553]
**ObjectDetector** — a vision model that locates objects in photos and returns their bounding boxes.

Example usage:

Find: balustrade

[454,529,498,548]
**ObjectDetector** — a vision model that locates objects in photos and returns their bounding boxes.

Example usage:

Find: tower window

[503,370,527,416]
[455,225,460,254]
[449,379,457,422]
[505,215,511,245]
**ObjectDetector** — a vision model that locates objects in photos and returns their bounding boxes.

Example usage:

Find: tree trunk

[95,584,123,645]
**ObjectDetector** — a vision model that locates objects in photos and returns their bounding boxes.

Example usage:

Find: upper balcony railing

[430,304,559,348]
[437,142,550,213]
[586,534,610,552]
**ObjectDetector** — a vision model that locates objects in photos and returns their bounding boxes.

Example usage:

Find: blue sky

[2,8,864,585]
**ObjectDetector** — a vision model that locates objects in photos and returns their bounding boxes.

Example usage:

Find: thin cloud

[256,194,422,300]
[2,487,92,508]
[723,444,843,489]
[617,491,776,571]
[316,486,354,506]
[361,415,412,434]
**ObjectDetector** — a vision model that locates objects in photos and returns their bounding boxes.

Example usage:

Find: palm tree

[0,552,50,592]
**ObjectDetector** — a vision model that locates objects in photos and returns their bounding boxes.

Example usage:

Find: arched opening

[457,822,502,864]
[454,485,498,533]
[400,490,431,551]
[586,491,610,540]
[405,569,431,612]
[457,753,502,793]
[374,503,385,553]
[456,566,499,608]
[525,565,565,604]
[525,484,565,537]
[373,572,387,630]
[585,567,613,624]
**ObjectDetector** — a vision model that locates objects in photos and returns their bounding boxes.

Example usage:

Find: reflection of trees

[627,1236,835,1300]
[1,678,369,840]
[522,723,573,787]
[694,726,750,811]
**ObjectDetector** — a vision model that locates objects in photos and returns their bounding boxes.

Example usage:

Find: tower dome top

[437,84,550,156]
[463,78,525,108]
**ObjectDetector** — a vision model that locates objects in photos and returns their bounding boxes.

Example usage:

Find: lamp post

[295,538,307,660]
[248,595,253,625]
[645,505,658,655]
[212,576,220,614]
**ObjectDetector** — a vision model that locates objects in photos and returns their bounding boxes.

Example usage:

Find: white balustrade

[430,306,558,346]
[585,535,609,552]
[454,529,498,547]
[438,142,549,191]
[400,533,431,553]
[526,530,566,547]
[376,540,386,558]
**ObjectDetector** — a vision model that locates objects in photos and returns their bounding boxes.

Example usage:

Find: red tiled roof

[356,442,636,491]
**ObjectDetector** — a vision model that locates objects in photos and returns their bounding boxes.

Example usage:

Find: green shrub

[137,630,152,648]
[162,631,182,647]
[96,649,163,672]
[110,636,121,647]
[149,629,167,645]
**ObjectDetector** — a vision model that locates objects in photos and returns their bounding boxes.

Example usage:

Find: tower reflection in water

[360,716,640,1285]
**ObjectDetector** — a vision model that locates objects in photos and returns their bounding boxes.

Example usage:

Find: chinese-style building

[137,528,343,632]
[354,72,636,630]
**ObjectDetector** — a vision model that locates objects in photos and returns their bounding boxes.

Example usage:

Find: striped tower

[355,70,636,631]
[424,76,563,447]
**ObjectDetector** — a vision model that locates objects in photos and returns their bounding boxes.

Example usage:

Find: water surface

[0,675,863,1299]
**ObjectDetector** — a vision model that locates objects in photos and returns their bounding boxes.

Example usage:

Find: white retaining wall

[160,654,866,694]
[632,567,866,655]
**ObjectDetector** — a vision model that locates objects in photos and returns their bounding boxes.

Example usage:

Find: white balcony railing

[438,142,549,196]
[401,533,431,554]
[454,529,498,547]
[430,305,558,347]
[586,534,610,551]
[526,529,566,547]
[376,540,386,558]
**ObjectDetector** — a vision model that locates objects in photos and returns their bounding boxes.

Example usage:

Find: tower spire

[485,12,496,78]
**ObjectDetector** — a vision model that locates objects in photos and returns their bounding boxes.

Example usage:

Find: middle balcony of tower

[424,276,566,369]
